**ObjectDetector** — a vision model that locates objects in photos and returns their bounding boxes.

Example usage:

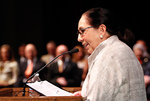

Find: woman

[0,44,18,87]
[74,7,147,101]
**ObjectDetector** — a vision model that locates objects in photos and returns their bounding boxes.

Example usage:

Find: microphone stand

[22,49,77,96]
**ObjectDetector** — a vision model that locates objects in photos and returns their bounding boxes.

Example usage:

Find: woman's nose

[77,34,83,42]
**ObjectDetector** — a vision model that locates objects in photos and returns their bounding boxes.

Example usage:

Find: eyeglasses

[77,26,93,36]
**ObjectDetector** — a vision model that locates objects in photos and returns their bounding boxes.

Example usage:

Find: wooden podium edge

[0,96,83,101]
[0,88,13,96]
[0,87,83,101]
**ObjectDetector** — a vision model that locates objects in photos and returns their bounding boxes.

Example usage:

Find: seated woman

[0,44,18,87]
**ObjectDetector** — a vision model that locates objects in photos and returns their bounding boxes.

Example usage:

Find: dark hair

[0,44,15,61]
[83,7,135,46]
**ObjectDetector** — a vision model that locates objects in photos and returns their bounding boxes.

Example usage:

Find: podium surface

[0,87,82,101]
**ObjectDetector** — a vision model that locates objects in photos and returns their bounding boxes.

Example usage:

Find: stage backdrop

[1,0,149,58]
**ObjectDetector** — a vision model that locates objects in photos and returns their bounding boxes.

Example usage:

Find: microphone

[68,48,79,54]
[22,48,79,96]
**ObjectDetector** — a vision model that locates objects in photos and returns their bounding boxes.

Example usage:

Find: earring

[100,35,103,39]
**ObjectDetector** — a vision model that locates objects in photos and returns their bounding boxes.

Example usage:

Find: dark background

[1,0,149,58]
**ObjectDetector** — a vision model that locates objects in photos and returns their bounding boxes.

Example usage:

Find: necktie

[25,61,33,79]
[58,60,63,73]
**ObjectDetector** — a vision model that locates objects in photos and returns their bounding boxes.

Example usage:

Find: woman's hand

[56,77,68,86]
[73,91,81,96]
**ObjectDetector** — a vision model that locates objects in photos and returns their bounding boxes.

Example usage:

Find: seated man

[15,44,47,87]
[41,41,56,64]
[47,44,82,87]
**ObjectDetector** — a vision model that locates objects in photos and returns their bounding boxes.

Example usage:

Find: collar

[27,57,37,65]
[88,35,119,67]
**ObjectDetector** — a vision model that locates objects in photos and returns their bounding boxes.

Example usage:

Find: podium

[0,87,82,101]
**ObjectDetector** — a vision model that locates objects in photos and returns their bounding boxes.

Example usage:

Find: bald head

[56,45,68,60]
[136,40,147,50]
[25,44,37,60]
[56,45,68,55]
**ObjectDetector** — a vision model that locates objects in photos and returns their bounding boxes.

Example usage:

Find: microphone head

[69,48,79,54]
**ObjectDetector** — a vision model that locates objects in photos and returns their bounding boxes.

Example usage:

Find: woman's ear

[99,24,107,35]
[98,24,110,40]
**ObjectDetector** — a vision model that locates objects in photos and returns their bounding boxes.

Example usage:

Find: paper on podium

[27,80,73,96]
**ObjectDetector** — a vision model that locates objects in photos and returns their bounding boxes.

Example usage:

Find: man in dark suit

[47,45,82,87]
[15,44,47,87]
[16,43,26,64]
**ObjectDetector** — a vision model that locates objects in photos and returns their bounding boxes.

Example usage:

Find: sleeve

[8,62,19,85]
[39,61,47,80]
[47,63,61,87]
[86,60,124,101]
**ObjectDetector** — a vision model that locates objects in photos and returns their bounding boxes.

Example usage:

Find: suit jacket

[15,58,46,87]
[142,59,150,99]
[47,60,82,87]
[41,54,54,64]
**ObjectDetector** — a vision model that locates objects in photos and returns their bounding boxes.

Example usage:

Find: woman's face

[133,48,143,59]
[77,15,101,54]
[1,47,9,61]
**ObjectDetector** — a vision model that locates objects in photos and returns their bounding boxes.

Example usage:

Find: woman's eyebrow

[78,26,84,30]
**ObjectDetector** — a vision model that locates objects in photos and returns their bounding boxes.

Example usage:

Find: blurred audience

[0,44,18,88]
[15,43,47,87]
[72,45,88,86]
[133,43,147,64]
[133,40,150,100]
[41,41,56,64]
[0,43,89,88]
[136,40,150,58]
[47,44,82,87]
